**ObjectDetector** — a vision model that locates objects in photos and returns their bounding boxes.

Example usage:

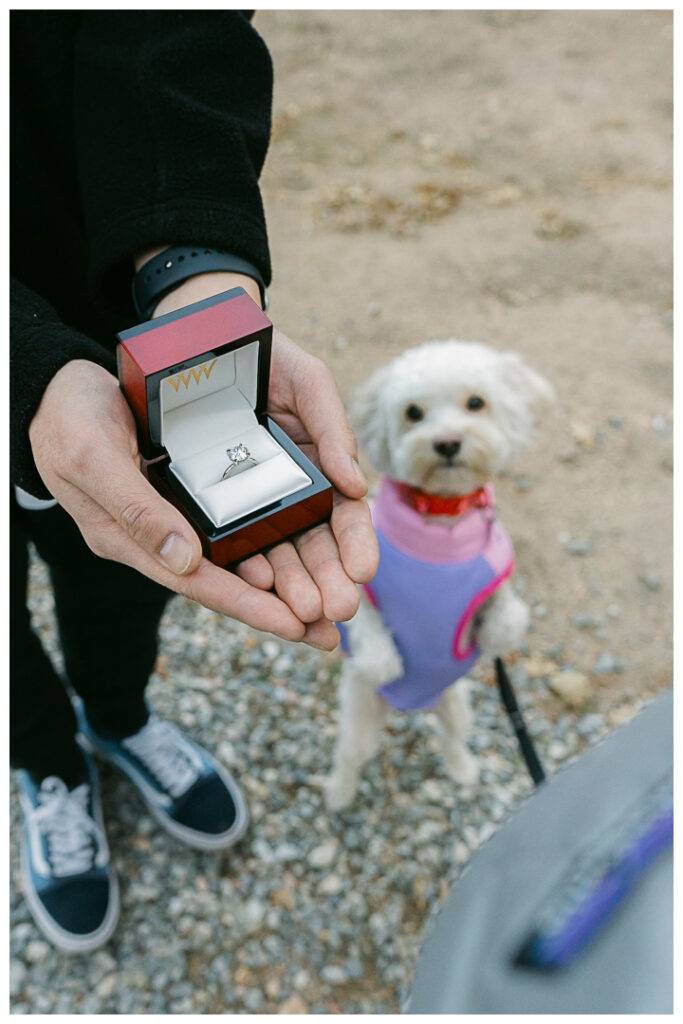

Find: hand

[154,272,379,649]
[29,270,378,650]
[236,330,379,646]
[28,359,324,646]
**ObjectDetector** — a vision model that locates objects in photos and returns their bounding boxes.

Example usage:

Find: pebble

[308,840,339,869]
[593,653,624,675]
[571,421,596,449]
[293,968,310,990]
[319,874,344,895]
[95,974,119,1000]
[321,965,348,984]
[609,703,638,727]
[576,714,605,737]
[548,670,591,709]
[274,842,300,863]
[453,842,470,865]
[24,941,50,964]
[523,657,557,679]
[10,960,26,997]
[567,537,593,556]
[241,898,266,933]
[280,994,308,1014]
[243,990,263,1012]
[414,820,447,844]
[419,779,444,802]
[640,573,661,592]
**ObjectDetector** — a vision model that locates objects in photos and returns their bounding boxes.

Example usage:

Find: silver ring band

[222,444,258,480]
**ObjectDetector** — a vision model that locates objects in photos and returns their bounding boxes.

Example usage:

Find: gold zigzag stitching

[165,359,218,391]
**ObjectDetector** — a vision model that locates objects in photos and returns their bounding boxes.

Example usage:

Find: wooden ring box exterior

[117,288,333,566]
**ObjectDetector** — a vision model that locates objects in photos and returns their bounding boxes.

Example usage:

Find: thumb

[86,448,203,576]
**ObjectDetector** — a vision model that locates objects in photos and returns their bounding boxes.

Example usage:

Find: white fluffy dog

[327,340,553,811]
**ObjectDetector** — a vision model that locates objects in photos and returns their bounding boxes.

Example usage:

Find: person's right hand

[29,359,335,648]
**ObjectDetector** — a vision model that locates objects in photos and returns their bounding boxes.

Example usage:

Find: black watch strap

[132,246,267,320]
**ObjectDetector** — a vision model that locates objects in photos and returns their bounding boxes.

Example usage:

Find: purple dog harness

[340,476,515,711]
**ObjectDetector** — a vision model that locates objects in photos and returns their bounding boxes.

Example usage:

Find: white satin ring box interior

[117,288,333,566]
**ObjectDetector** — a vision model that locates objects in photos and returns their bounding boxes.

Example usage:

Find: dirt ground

[258,9,673,715]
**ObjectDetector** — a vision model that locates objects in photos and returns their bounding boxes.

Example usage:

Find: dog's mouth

[426,455,465,477]
[415,453,491,495]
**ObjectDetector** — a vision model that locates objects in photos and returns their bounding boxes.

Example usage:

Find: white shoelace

[33,778,102,878]
[122,717,201,799]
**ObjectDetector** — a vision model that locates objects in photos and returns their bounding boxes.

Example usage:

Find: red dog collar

[397,483,492,517]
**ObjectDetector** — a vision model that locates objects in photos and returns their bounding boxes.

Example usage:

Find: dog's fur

[326,340,554,810]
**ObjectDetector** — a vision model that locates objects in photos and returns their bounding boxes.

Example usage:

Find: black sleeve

[73,11,273,319]
[10,277,117,498]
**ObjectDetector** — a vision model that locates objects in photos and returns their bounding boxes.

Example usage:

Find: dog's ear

[350,364,392,471]
[497,352,555,449]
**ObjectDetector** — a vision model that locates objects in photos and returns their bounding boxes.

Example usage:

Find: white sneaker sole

[80,734,249,852]
[20,844,119,954]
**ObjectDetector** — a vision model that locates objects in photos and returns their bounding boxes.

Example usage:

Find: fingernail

[159,533,193,574]
[304,625,340,650]
[307,638,336,651]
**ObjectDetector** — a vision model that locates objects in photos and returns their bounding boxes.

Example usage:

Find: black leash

[494,656,546,787]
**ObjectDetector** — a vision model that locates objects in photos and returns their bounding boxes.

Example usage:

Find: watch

[132,246,268,320]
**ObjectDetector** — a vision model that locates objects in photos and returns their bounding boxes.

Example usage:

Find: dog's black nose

[433,439,462,460]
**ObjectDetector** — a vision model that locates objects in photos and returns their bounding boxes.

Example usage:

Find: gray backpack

[409,690,673,1014]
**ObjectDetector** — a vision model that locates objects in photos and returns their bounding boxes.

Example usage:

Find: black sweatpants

[10,493,171,782]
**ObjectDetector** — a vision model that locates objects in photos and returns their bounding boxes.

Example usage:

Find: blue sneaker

[18,750,119,953]
[76,704,248,851]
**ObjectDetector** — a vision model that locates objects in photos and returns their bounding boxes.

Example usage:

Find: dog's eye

[466,395,485,411]
[405,403,425,422]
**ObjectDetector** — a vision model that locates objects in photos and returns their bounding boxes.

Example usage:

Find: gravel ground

[10,551,650,1014]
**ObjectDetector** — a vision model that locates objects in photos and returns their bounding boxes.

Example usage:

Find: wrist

[151,271,262,317]
[133,246,265,318]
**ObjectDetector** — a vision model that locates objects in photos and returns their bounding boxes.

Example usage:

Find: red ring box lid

[116,288,333,565]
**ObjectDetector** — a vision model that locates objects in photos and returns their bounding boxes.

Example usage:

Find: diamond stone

[227,444,249,463]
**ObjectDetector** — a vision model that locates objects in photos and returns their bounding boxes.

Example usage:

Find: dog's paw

[443,747,481,788]
[375,645,404,687]
[477,594,530,656]
[354,644,404,688]
[325,771,358,812]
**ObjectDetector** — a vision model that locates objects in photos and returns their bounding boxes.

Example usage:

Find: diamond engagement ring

[222,443,258,480]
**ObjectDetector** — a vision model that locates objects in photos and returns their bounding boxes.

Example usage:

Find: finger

[235,554,276,591]
[56,476,308,641]
[63,443,203,578]
[295,523,360,623]
[180,559,306,641]
[302,618,341,651]
[330,496,379,585]
[266,542,323,623]
[70,497,308,642]
[294,360,368,500]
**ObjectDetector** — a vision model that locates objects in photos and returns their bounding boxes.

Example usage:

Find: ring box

[117,288,333,566]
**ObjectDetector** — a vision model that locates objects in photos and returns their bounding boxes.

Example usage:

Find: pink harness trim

[452,559,514,661]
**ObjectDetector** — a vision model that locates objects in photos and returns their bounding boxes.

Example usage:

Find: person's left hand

[151,271,379,650]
